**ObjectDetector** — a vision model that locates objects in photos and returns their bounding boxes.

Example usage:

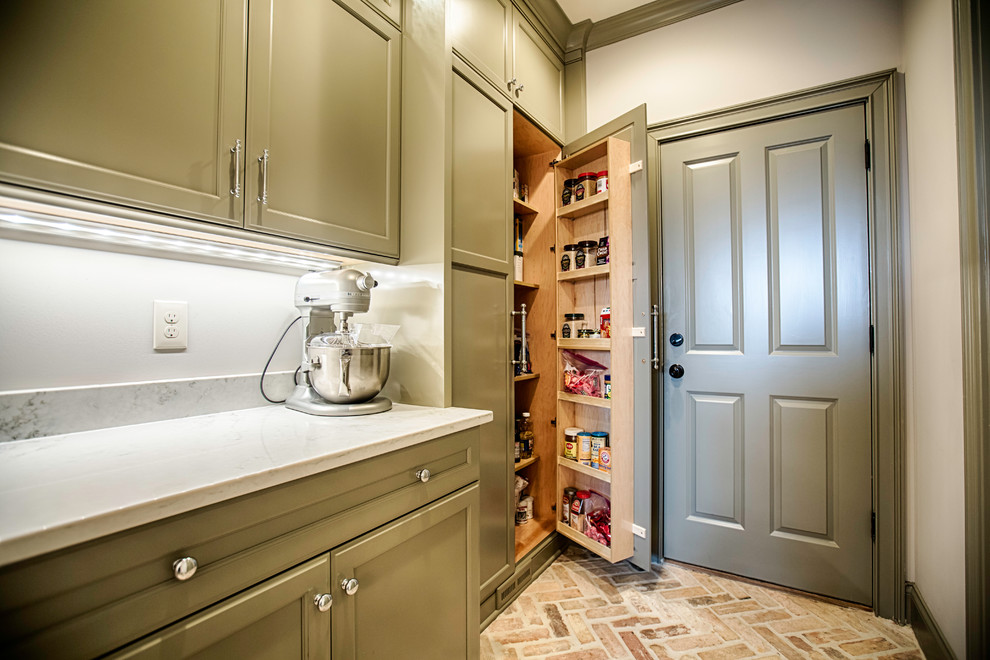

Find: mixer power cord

[260,316,303,404]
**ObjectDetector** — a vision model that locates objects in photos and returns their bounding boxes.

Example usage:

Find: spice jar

[576,240,597,269]
[562,313,584,338]
[574,172,597,201]
[560,244,577,272]
[561,179,577,206]
[577,431,593,465]
[563,427,582,461]
[596,170,608,194]
[561,486,577,524]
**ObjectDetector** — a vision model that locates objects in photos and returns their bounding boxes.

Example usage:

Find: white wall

[585,0,902,127]
[901,0,966,654]
[0,237,443,407]
[585,0,967,653]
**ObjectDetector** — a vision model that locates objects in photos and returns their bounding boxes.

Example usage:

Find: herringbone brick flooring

[481,546,922,659]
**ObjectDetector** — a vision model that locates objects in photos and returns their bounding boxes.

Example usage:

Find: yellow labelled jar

[563,427,582,460]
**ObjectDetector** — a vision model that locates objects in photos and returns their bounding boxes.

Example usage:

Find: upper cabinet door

[511,11,564,142]
[0,0,247,226]
[246,0,401,258]
[450,0,513,97]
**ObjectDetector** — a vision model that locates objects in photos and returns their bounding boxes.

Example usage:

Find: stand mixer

[285,268,393,416]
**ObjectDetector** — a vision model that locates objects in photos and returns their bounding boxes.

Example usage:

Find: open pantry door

[555,106,653,570]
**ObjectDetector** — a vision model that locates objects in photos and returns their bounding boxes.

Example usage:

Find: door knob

[172,557,198,581]
[341,577,360,596]
[314,593,333,612]
[669,333,684,347]
[668,364,685,379]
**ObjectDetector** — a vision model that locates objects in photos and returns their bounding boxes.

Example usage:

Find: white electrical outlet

[154,300,188,350]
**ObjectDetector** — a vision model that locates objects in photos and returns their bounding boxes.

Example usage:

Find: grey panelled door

[246,0,400,257]
[661,105,873,604]
[0,0,246,225]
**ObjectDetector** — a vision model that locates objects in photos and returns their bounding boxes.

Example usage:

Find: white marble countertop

[0,403,491,568]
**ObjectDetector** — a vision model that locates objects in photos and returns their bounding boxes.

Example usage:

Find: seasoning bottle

[596,170,608,194]
[562,179,577,206]
[563,427,582,460]
[575,172,597,201]
[560,244,577,272]
[562,313,584,338]
[577,431,593,465]
[576,240,597,269]
[604,375,611,399]
[562,486,577,524]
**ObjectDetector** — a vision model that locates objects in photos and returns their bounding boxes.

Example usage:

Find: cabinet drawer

[0,428,479,658]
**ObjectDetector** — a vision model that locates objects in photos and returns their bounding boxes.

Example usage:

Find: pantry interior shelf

[514,372,540,382]
[557,391,611,408]
[556,192,609,220]
[513,280,540,290]
[514,455,539,472]
[557,264,609,282]
[513,198,540,216]
[557,338,611,351]
[556,521,612,562]
[557,456,611,483]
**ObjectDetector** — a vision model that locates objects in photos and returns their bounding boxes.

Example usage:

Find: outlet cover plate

[154,300,188,350]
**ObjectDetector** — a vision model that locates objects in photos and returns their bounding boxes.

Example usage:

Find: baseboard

[905,582,957,660]
[480,533,568,631]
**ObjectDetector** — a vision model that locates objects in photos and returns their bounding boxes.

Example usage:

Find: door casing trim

[646,70,905,621]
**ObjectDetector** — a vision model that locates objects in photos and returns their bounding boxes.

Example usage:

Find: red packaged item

[562,349,608,398]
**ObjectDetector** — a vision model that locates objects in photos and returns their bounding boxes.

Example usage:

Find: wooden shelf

[515,519,554,562]
[513,279,540,290]
[514,455,539,472]
[514,197,540,215]
[557,139,608,172]
[556,191,608,220]
[557,391,611,408]
[557,264,609,282]
[557,338,611,351]
[557,456,611,482]
[514,372,540,382]
[556,522,612,561]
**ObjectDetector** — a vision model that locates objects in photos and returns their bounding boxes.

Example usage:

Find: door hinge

[549,159,560,168]
[550,331,557,339]
[549,245,556,253]
[550,418,556,427]
[865,139,871,171]
[869,325,875,354]
[871,511,876,542]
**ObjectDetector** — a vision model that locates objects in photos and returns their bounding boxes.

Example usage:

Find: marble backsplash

[0,371,296,442]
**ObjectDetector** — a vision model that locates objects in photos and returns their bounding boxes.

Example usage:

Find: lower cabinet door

[110,555,331,659]
[331,484,480,660]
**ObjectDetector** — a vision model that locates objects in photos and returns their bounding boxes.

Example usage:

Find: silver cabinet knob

[341,577,359,596]
[416,468,431,483]
[172,556,198,581]
[508,77,517,90]
[516,83,524,93]
[314,593,333,612]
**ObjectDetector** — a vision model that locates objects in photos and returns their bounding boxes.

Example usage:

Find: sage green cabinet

[0,0,247,226]
[245,0,400,257]
[331,484,479,660]
[0,0,400,258]
[450,0,563,141]
[450,58,515,604]
[110,555,332,659]
[510,11,564,141]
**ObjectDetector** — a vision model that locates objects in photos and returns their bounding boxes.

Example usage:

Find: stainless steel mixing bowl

[306,336,391,404]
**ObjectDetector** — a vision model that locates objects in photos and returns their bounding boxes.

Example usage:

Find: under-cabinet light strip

[0,203,342,272]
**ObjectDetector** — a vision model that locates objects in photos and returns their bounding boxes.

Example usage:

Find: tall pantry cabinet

[451,0,652,625]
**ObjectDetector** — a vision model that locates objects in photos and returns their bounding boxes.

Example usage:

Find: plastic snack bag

[562,349,608,398]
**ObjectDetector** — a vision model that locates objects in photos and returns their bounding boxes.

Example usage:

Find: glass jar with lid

[562,313,585,338]
[575,240,598,269]
[560,244,577,272]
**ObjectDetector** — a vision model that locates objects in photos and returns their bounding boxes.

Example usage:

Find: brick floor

[481,547,922,659]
